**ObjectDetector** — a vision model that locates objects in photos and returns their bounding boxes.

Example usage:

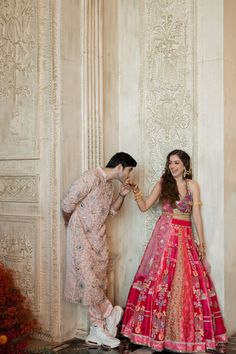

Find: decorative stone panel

[0,216,39,311]
[0,175,39,202]
[0,0,39,159]
[140,0,195,250]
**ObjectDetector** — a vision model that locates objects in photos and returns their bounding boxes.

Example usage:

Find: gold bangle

[134,193,143,201]
[193,201,202,206]
[133,191,142,197]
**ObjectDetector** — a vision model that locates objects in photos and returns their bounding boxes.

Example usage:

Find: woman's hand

[132,183,139,193]
[119,178,132,197]
[197,241,206,260]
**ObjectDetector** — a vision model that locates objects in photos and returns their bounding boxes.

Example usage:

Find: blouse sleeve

[61,170,98,213]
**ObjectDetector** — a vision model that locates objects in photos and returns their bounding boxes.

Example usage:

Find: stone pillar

[80,0,104,170]
[196,0,225,306]
[60,0,104,340]
[224,0,236,335]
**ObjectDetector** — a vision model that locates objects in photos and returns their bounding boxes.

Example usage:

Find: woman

[122,150,227,353]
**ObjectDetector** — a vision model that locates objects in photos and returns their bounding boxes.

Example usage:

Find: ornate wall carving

[0,0,62,340]
[0,175,39,202]
[0,216,39,310]
[0,0,38,159]
[140,0,195,251]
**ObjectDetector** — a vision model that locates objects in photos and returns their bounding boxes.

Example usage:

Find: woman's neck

[175,176,185,185]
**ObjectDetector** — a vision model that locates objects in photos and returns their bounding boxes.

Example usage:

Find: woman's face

[168,154,185,179]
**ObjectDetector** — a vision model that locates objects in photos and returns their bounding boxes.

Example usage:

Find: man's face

[118,166,134,182]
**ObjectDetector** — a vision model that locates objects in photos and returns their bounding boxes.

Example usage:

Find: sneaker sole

[85,336,101,347]
[85,335,120,349]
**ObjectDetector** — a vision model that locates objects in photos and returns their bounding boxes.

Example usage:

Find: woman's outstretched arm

[132,180,162,212]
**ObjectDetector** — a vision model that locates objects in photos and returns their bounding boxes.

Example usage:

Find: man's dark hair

[106,152,137,168]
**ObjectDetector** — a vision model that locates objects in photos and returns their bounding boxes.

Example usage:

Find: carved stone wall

[0,216,39,310]
[140,0,195,241]
[0,175,39,202]
[0,0,62,340]
[0,0,38,159]
[0,0,40,316]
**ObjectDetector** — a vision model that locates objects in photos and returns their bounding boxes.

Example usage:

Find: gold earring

[184,168,191,178]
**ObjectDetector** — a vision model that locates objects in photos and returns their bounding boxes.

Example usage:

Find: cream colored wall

[196,0,236,335]
[196,0,225,305]
[103,0,144,306]
[224,0,236,335]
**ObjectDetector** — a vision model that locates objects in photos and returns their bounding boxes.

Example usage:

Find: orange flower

[0,335,8,345]
[158,331,164,341]
[135,324,141,334]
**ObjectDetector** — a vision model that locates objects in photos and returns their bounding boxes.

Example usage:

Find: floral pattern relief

[122,191,227,352]
[0,0,38,158]
[140,0,195,242]
[0,217,38,310]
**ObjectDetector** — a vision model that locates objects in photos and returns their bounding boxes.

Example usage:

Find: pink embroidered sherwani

[62,167,116,324]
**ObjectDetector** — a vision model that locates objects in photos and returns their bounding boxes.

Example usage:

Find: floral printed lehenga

[122,188,227,353]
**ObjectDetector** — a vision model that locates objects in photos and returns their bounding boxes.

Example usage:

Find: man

[62,152,137,348]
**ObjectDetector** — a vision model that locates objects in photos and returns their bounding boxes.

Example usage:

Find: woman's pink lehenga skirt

[122,215,227,353]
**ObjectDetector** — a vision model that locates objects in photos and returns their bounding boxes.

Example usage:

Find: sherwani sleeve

[62,171,98,213]
[109,192,118,217]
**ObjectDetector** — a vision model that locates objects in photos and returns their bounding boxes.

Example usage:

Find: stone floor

[26,333,236,354]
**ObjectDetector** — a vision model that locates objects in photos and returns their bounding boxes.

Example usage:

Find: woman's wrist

[133,190,143,201]
[199,240,206,248]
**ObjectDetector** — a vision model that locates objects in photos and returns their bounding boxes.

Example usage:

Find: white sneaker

[106,305,124,337]
[85,326,120,348]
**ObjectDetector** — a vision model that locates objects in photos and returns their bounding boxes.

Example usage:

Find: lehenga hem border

[121,328,227,353]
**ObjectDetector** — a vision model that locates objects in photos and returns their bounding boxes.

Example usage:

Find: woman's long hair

[160,149,192,207]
